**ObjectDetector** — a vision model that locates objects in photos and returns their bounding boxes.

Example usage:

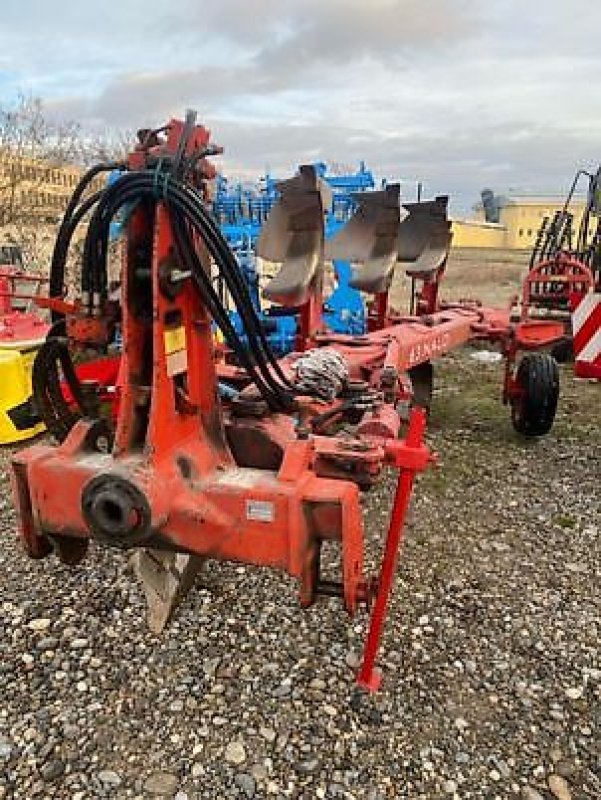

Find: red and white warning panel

[573,292,601,379]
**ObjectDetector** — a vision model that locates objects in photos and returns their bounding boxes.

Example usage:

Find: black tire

[511,353,559,436]
[551,338,574,363]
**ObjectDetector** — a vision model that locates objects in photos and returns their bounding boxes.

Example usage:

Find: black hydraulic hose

[83,173,162,305]
[170,207,291,408]
[51,161,123,297]
[64,162,122,224]
[79,172,153,308]
[50,163,122,318]
[32,339,80,442]
[58,341,94,417]
[172,218,277,397]
[83,173,294,405]
[170,212,290,410]
[50,190,104,317]
[81,173,143,306]
[86,171,288,390]
[34,156,304,441]
[170,189,296,397]
[173,191,291,388]
[166,181,295,392]
[80,173,294,408]
[33,331,103,442]
[177,182,294,386]
[171,214,291,409]
[94,175,272,367]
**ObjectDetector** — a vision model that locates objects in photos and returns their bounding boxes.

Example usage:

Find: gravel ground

[0,351,599,800]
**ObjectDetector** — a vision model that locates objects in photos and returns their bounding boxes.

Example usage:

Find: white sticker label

[246,500,275,523]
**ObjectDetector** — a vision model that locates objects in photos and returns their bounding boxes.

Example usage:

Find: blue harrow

[212,162,377,352]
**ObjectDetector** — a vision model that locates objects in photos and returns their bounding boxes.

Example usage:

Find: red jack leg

[357,407,428,692]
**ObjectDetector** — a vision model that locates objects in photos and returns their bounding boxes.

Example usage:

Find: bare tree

[0,94,134,273]
[80,127,133,165]
[0,93,89,226]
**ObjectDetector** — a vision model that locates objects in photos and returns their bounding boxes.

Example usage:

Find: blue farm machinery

[212,161,376,352]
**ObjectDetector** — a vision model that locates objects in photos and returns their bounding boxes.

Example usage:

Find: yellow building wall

[499,201,587,250]
[0,149,104,223]
[456,198,590,250]
[451,219,507,248]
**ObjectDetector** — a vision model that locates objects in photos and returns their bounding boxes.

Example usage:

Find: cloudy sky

[1,0,600,213]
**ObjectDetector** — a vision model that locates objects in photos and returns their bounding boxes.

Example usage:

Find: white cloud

[1,0,600,212]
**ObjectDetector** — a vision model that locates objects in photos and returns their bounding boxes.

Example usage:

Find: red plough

[10,115,564,690]
[517,167,601,372]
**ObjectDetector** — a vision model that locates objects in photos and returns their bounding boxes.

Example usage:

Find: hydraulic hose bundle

[33,335,91,442]
[49,162,122,323]
[79,167,296,411]
[35,131,335,440]
[36,110,390,442]
[36,162,122,441]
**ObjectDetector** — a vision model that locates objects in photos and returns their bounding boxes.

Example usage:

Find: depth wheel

[511,353,559,436]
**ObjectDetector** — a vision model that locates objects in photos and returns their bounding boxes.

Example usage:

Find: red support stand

[356,407,428,692]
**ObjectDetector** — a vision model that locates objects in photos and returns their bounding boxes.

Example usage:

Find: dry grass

[389,246,531,311]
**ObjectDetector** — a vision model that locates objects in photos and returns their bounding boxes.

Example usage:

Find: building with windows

[0,149,103,224]
[451,193,589,250]
[450,218,507,248]
[484,195,587,249]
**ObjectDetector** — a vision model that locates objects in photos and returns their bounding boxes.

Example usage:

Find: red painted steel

[573,292,601,379]
[9,116,568,693]
[520,253,595,323]
[357,408,427,691]
[10,121,433,689]
[0,269,50,346]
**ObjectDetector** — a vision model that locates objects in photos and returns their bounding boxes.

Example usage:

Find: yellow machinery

[0,344,46,444]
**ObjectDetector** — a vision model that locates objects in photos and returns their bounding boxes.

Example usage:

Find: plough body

[11,116,564,689]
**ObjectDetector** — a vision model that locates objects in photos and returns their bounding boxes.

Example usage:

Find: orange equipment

[10,114,565,691]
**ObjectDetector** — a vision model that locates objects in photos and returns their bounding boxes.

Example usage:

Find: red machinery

[572,291,601,379]
[518,168,601,363]
[0,267,49,344]
[11,114,564,691]
[250,169,563,435]
[0,266,50,445]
